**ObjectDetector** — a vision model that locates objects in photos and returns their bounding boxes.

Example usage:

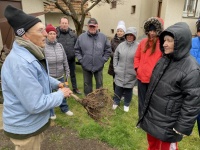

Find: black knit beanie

[4,5,41,37]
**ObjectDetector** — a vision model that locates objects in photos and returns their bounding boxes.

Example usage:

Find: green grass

[54,60,200,150]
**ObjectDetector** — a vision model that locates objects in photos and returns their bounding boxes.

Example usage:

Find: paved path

[0,104,3,130]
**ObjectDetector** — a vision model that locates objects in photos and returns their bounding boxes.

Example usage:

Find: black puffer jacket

[138,22,200,142]
[108,34,125,76]
[56,27,77,61]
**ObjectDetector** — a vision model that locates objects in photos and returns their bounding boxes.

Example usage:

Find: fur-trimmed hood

[143,17,164,36]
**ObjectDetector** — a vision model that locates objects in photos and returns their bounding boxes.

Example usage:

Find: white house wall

[45,13,89,32]
[45,13,78,31]
[5,0,196,37]
[22,0,45,23]
[161,0,185,28]
[138,0,155,37]
[151,0,159,16]
[45,13,73,28]
[159,0,197,35]
[90,0,198,38]
[89,0,153,38]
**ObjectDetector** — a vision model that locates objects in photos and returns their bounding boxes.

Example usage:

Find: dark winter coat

[108,34,125,76]
[56,27,77,62]
[74,31,111,72]
[137,22,200,142]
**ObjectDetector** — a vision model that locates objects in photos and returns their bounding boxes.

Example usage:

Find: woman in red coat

[134,17,163,118]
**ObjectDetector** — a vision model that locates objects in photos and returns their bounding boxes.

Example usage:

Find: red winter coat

[134,38,162,83]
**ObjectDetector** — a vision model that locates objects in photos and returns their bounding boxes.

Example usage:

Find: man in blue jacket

[190,19,200,137]
[2,5,72,149]
[75,18,111,95]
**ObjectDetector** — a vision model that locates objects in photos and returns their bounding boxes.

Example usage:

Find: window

[111,29,114,34]
[131,5,136,14]
[182,0,200,18]
[110,1,117,9]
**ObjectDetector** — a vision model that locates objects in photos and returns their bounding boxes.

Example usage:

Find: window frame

[131,5,136,14]
[110,0,117,9]
[182,0,200,18]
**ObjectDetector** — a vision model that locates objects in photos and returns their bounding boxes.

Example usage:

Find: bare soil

[0,125,116,150]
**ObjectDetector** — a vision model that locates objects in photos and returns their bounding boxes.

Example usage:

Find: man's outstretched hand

[58,82,72,98]
[59,87,72,98]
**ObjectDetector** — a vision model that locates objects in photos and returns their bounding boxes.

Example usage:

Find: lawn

[54,60,200,150]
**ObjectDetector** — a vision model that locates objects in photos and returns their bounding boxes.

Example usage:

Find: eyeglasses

[27,28,46,34]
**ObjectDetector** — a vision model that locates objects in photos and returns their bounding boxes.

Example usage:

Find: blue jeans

[113,84,133,107]
[68,60,78,90]
[82,69,103,96]
[50,77,69,116]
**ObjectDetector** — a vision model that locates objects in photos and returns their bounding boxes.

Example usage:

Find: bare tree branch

[52,0,124,36]
[85,0,101,13]
[62,0,79,22]
[55,1,72,16]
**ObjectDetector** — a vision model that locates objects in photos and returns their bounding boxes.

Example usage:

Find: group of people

[1,5,111,150]
[1,4,200,150]
[108,17,200,150]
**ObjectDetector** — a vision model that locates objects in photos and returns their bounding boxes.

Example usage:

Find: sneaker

[124,106,129,112]
[112,104,118,110]
[73,89,82,94]
[65,110,74,116]
[50,115,56,120]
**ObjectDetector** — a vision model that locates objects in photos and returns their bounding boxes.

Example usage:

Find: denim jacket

[1,41,64,134]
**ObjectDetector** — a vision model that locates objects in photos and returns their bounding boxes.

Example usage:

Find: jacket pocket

[165,99,174,116]
[81,55,92,70]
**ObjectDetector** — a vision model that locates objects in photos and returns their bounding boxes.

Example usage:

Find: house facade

[89,0,199,38]
[0,0,45,57]
[1,0,199,51]
[44,0,90,32]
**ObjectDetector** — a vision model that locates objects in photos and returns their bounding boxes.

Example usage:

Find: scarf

[15,36,45,60]
[15,36,47,72]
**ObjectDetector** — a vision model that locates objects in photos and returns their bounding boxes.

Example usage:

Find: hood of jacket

[144,17,164,36]
[159,22,192,61]
[125,27,137,38]
[125,27,137,44]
